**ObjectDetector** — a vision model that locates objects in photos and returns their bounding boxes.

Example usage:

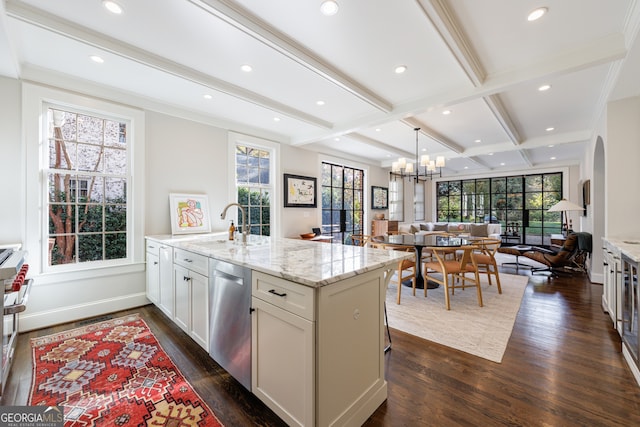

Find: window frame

[228,132,279,237]
[43,103,131,268]
[23,83,145,276]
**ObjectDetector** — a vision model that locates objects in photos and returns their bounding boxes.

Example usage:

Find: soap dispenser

[229,220,235,240]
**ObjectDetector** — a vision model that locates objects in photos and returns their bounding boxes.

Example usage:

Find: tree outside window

[46,107,128,265]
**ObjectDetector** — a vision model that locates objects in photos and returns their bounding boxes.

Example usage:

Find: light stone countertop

[146,233,411,288]
[602,237,640,262]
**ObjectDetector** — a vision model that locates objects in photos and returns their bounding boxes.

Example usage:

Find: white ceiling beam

[5,0,333,129]
[483,95,522,145]
[516,149,533,168]
[189,0,393,113]
[402,117,465,154]
[416,0,486,86]
[292,33,627,145]
[347,133,415,159]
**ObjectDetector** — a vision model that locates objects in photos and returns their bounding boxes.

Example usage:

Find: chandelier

[389,127,445,182]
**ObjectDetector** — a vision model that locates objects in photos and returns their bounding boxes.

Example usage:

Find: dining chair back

[385,245,417,304]
[423,245,482,310]
[469,238,502,294]
[349,234,372,247]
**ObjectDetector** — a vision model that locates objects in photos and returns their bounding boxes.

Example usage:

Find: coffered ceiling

[1,0,640,176]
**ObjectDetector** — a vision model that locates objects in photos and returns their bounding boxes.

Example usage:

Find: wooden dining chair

[349,234,371,247]
[423,245,482,310]
[469,238,502,294]
[386,245,417,304]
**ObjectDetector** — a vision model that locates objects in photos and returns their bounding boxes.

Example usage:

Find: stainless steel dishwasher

[209,259,252,390]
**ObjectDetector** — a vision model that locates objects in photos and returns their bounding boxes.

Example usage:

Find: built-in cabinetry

[173,248,209,350]
[602,238,640,386]
[621,253,639,380]
[371,219,398,236]
[251,269,387,427]
[252,271,315,427]
[602,241,621,331]
[146,240,174,317]
[146,242,160,304]
[145,234,400,426]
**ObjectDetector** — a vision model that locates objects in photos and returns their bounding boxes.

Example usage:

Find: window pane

[45,106,129,267]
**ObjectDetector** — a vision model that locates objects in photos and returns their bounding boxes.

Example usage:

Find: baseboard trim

[19,293,150,332]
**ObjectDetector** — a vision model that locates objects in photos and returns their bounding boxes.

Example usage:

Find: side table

[500,233,521,245]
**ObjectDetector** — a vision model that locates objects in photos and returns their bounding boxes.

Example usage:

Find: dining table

[372,234,470,289]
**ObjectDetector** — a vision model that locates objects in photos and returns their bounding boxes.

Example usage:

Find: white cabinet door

[173,263,209,350]
[158,245,174,317]
[146,252,160,304]
[174,264,190,333]
[251,296,315,427]
[190,269,209,350]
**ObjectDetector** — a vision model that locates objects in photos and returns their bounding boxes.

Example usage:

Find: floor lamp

[547,198,584,236]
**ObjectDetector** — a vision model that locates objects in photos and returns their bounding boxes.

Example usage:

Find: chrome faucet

[220,203,248,244]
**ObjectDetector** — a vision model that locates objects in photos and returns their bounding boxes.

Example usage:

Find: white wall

[279,146,389,238]
[0,77,22,244]
[605,96,640,239]
[145,111,229,235]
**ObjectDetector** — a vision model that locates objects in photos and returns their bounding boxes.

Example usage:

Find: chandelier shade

[389,128,445,182]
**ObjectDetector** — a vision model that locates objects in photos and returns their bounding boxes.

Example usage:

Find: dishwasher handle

[214,269,245,285]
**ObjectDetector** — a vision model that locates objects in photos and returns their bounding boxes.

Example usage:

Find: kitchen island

[145,233,410,427]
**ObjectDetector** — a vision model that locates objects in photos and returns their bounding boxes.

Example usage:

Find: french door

[321,162,364,243]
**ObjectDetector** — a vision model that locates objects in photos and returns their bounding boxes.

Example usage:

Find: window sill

[35,262,145,286]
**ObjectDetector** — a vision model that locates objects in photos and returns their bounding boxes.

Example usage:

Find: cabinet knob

[184,259,193,263]
[153,261,158,265]
[184,276,191,281]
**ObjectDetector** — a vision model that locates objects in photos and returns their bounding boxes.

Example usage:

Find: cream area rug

[386,272,528,363]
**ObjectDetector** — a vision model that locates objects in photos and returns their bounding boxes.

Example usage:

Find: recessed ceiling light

[500,162,505,166]
[394,65,407,74]
[538,84,551,91]
[550,156,556,160]
[203,94,212,100]
[546,127,555,132]
[240,64,252,72]
[102,0,123,14]
[316,100,325,106]
[375,128,381,132]
[334,137,340,141]
[488,153,494,156]
[320,0,339,16]
[90,55,104,63]
[527,7,548,22]
[464,166,469,170]
[548,144,554,148]
[442,110,451,115]
[273,117,280,122]
[475,139,481,143]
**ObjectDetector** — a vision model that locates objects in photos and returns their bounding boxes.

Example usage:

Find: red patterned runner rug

[29,313,223,426]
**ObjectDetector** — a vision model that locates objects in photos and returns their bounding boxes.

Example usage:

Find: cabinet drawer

[174,248,209,276]
[146,239,160,257]
[252,271,315,321]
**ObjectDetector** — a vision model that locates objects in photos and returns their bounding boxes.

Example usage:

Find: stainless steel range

[0,245,33,398]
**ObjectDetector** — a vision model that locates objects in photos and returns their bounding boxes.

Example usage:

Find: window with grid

[45,106,129,266]
[321,162,364,243]
[235,145,272,236]
[436,172,563,245]
[388,179,404,222]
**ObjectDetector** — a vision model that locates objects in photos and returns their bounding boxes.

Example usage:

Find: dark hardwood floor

[3,267,640,426]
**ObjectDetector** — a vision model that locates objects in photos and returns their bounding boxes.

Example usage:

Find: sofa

[397,222,502,240]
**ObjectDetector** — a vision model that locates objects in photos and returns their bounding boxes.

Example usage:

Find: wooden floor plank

[2,268,640,426]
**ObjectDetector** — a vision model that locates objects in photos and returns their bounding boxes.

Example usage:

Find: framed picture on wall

[169,193,211,235]
[371,186,388,210]
[284,174,317,208]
